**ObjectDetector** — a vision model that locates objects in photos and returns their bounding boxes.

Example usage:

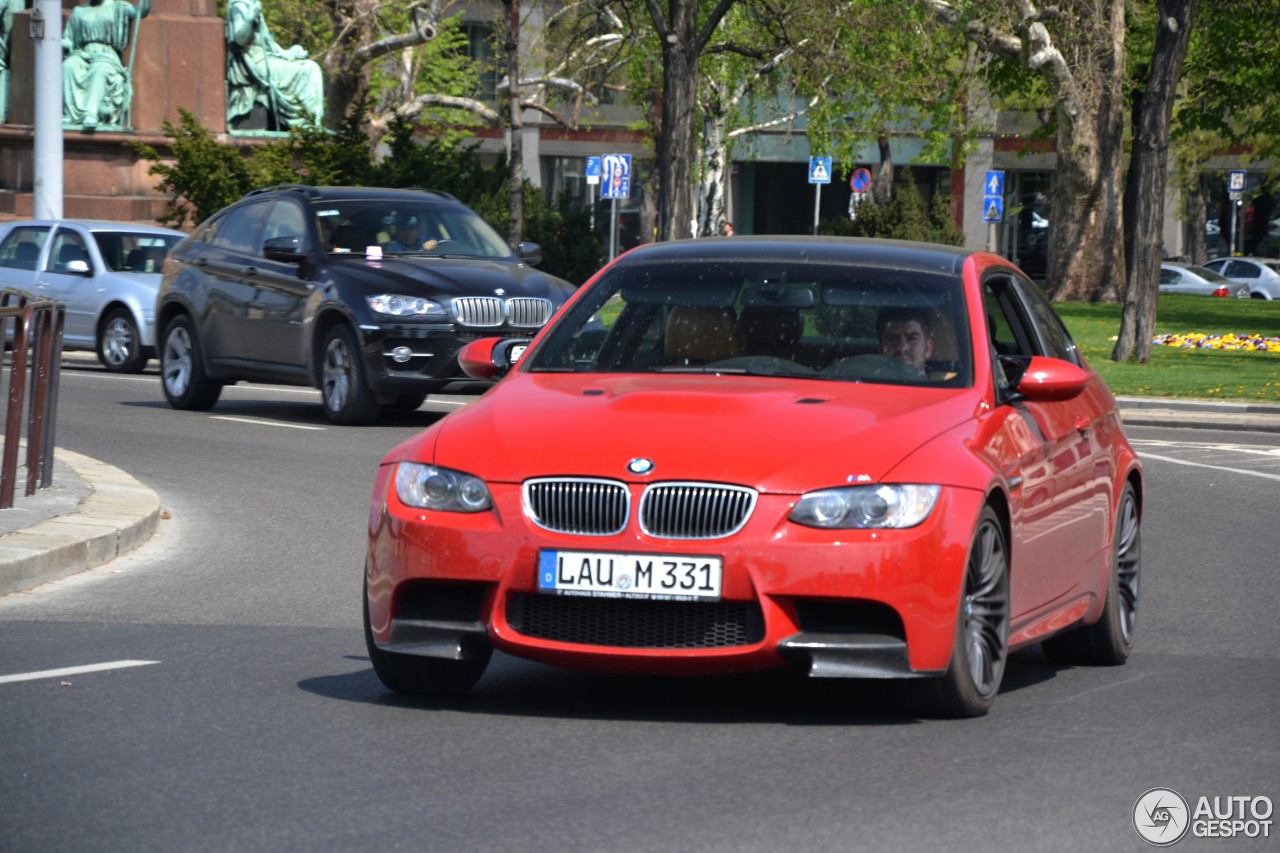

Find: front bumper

[356,322,531,394]
[365,470,984,678]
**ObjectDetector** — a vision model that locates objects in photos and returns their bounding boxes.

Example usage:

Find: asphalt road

[1,363,1277,853]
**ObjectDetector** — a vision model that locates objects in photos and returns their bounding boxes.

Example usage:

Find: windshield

[529,259,972,387]
[312,200,513,259]
[92,232,184,273]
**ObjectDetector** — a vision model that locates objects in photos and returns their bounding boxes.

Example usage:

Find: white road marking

[0,659,160,685]
[1137,451,1280,482]
[1132,439,1280,458]
[210,416,327,430]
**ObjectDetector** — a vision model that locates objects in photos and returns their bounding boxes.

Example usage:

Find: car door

[0,225,50,294]
[983,272,1103,616]
[196,200,277,361]
[242,198,316,370]
[35,225,98,347]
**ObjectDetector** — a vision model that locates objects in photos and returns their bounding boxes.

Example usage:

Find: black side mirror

[517,241,543,266]
[262,236,307,263]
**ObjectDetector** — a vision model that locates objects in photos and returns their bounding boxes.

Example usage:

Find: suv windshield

[312,200,513,259]
[529,259,972,387]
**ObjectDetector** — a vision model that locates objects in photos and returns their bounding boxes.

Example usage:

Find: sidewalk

[1,397,1279,597]
[0,449,161,596]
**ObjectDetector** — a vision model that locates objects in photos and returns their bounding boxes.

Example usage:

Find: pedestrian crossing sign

[809,157,832,184]
[983,197,1003,223]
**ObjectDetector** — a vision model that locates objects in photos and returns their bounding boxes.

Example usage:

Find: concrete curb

[0,449,161,595]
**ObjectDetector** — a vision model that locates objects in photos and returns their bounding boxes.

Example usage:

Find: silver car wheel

[162,324,193,398]
[1115,488,1140,644]
[322,334,353,413]
[102,315,135,367]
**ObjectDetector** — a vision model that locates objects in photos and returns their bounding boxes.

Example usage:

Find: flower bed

[1152,333,1280,352]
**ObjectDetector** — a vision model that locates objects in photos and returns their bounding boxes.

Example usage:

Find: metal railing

[1,289,65,509]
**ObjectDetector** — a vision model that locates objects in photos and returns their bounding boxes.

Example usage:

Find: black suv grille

[452,296,553,328]
[506,593,765,649]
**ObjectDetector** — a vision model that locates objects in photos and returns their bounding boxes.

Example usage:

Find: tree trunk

[1112,0,1198,362]
[321,0,376,130]
[872,134,893,205]
[696,112,728,236]
[504,0,524,248]
[656,27,698,241]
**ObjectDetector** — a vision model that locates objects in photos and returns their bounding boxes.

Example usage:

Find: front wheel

[160,315,221,410]
[319,325,381,425]
[916,506,1010,718]
[98,307,147,373]
[1043,481,1140,666]
[363,579,490,696]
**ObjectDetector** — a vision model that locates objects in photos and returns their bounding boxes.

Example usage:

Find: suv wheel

[320,325,381,425]
[160,315,222,410]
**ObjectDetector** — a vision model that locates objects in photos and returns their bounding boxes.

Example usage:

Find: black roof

[619,236,974,276]
[242,185,460,204]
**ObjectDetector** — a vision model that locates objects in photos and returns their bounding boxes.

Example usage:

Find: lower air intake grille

[506,593,765,649]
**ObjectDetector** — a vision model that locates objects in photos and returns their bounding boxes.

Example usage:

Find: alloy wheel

[963,520,1009,697]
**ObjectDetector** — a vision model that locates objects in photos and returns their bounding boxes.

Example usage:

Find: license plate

[538,550,722,601]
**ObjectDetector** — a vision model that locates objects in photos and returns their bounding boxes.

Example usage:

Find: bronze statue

[225,0,323,131]
[62,0,150,130]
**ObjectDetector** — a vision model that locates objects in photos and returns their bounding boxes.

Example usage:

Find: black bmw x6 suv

[156,185,576,424]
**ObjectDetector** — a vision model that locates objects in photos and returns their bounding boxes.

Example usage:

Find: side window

[1013,276,1080,365]
[982,275,1040,393]
[1226,261,1258,280]
[262,200,311,252]
[211,200,274,255]
[1159,268,1176,285]
[47,229,92,273]
[0,226,51,271]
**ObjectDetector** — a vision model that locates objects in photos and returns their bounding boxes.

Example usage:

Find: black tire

[319,325,381,425]
[389,392,428,411]
[1043,482,1140,666]
[363,579,491,696]
[160,315,222,410]
[97,307,147,373]
[917,506,1010,718]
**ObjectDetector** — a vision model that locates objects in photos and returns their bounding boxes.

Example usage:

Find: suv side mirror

[262,236,307,263]
[517,241,543,266]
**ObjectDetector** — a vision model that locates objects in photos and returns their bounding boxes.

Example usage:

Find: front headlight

[367,294,448,318]
[789,484,940,529]
[394,463,492,512]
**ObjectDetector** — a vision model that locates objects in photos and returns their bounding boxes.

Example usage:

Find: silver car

[1158,262,1250,298]
[0,220,186,372]
[1201,256,1280,300]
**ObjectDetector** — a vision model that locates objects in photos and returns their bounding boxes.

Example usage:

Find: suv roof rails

[243,184,321,198]
[407,188,459,202]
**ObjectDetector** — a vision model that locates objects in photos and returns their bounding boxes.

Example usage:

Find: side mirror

[262,236,307,263]
[459,337,532,381]
[65,259,91,276]
[516,241,543,266]
[1014,355,1089,402]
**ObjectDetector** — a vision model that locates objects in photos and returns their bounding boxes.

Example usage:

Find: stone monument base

[0,0,229,224]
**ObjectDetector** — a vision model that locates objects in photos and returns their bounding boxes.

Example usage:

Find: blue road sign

[585,156,601,182]
[809,157,832,184]
[985,170,1005,198]
[1228,170,1247,197]
[601,154,631,199]
[850,168,871,194]
[982,197,1004,223]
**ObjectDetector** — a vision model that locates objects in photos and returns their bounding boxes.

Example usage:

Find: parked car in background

[363,237,1144,718]
[1159,262,1250,298]
[0,220,186,372]
[156,185,576,424]
[1200,256,1280,300]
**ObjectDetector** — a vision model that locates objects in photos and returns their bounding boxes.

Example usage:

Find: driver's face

[879,319,933,373]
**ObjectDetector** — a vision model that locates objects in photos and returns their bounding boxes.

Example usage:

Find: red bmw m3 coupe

[364,237,1143,717]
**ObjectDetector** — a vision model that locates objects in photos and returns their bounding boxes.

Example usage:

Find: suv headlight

[367,294,447,317]
[394,463,492,512]
[789,484,940,529]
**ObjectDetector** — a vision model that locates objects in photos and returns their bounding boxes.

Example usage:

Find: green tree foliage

[819,170,963,246]
[134,111,599,283]
[132,108,253,228]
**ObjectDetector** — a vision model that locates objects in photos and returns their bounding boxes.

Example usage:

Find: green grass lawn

[1056,294,1280,401]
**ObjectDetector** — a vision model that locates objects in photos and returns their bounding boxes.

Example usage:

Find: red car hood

[414,373,981,492]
